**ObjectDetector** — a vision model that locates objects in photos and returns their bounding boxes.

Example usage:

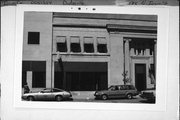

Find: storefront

[22,12,157,91]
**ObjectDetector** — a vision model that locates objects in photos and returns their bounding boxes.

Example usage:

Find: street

[67,95,155,104]
[22,95,155,104]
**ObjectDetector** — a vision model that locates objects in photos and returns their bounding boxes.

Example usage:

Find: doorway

[135,64,146,91]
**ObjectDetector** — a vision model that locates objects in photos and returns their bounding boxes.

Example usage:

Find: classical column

[27,71,32,90]
[80,36,84,53]
[67,36,71,54]
[109,33,124,86]
[124,38,131,78]
[94,37,97,53]
[51,57,54,88]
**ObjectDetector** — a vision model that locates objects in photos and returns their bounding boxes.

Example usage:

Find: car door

[108,86,120,98]
[37,89,53,100]
[36,91,46,100]
[119,85,127,97]
[51,89,62,100]
[43,89,54,100]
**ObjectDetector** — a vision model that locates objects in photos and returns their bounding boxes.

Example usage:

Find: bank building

[22,12,157,92]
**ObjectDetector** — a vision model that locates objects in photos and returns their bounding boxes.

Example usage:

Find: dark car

[140,89,155,101]
[22,88,72,101]
[94,85,139,100]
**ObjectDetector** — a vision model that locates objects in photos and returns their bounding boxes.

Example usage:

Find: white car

[22,88,72,101]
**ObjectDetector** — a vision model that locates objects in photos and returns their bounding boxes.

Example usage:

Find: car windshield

[52,88,63,92]
[41,89,51,93]
[108,86,119,90]
[41,88,64,93]
[108,86,115,90]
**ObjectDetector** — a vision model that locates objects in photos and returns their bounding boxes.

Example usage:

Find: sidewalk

[71,91,95,100]
[71,91,141,100]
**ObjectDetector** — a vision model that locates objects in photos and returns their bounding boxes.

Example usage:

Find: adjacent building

[22,12,157,92]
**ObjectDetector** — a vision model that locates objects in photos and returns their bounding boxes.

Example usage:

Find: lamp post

[56,51,65,90]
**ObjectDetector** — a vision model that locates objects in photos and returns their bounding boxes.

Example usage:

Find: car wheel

[101,94,108,100]
[56,95,63,101]
[27,96,34,101]
[127,94,133,99]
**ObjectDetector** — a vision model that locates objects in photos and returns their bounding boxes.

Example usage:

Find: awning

[84,37,94,44]
[97,37,107,44]
[70,36,80,43]
[56,36,66,43]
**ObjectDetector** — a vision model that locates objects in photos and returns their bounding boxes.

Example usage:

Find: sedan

[22,88,72,101]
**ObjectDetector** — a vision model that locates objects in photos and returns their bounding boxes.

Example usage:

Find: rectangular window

[97,37,107,53]
[84,37,94,53]
[32,72,46,88]
[56,36,67,52]
[84,44,94,53]
[70,36,81,53]
[28,32,40,44]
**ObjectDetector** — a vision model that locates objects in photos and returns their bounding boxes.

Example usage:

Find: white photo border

[14,5,169,111]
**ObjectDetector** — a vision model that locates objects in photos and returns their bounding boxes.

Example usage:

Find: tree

[122,71,131,85]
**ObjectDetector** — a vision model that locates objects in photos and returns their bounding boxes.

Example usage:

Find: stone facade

[22,12,157,91]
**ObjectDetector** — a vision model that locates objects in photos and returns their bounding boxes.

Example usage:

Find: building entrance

[135,64,146,91]
[54,62,108,91]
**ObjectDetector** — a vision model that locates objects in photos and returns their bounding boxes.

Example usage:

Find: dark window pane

[150,64,155,79]
[22,61,46,71]
[84,44,94,53]
[22,71,27,87]
[71,43,81,52]
[129,85,135,90]
[53,88,63,92]
[97,44,107,53]
[57,42,67,52]
[28,32,40,44]
[32,72,46,88]
[54,72,64,89]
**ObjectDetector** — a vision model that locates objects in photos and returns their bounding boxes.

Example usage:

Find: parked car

[22,88,72,101]
[94,85,139,100]
[140,89,155,101]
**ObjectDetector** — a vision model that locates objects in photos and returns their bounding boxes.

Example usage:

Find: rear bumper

[140,94,155,100]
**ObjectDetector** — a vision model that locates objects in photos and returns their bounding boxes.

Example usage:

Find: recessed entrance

[135,64,146,91]
[54,62,108,91]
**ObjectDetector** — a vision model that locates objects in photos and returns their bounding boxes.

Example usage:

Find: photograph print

[21,11,157,104]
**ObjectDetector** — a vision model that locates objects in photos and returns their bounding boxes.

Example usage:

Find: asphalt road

[22,97,155,104]
[71,97,155,104]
